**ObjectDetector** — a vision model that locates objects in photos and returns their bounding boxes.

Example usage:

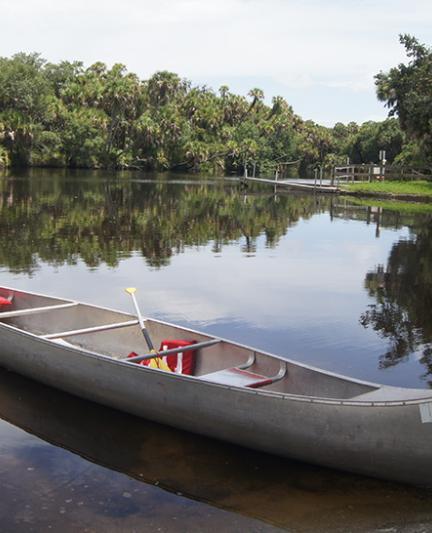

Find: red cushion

[127,339,197,375]
[159,339,197,375]
[0,296,12,308]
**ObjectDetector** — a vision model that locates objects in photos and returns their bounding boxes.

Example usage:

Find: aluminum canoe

[0,286,432,486]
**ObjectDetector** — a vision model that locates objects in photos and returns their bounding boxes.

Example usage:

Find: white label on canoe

[419,403,432,423]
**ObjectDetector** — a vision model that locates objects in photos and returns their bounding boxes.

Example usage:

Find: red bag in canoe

[128,339,197,375]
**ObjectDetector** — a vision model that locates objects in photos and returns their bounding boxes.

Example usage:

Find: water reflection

[1,368,431,532]
[360,218,432,383]
[0,171,324,272]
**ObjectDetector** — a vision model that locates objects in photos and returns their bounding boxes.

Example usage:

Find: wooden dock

[244,176,340,194]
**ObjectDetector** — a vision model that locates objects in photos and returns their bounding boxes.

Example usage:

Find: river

[0,169,431,531]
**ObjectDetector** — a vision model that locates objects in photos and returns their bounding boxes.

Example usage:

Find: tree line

[0,34,429,173]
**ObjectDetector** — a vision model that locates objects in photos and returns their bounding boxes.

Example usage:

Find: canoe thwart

[0,302,78,320]
[41,320,140,340]
[124,338,221,363]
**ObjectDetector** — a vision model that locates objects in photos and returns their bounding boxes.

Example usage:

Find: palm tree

[247,88,264,113]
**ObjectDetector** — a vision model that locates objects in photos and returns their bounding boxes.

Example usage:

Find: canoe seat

[200,362,287,388]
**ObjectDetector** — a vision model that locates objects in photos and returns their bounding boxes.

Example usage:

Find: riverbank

[340,180,432,202]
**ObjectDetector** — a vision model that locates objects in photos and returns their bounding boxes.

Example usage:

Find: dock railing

[334,164,431,182]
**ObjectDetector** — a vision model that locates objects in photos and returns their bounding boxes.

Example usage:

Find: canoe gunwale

[1,285,432,407]
[0,301,79,319]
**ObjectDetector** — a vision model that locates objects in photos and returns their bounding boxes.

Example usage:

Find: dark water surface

[1,169,432,531]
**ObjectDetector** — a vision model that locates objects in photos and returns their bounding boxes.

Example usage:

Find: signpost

[379,150,386,180]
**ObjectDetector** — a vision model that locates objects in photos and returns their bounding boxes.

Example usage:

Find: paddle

[125,287,155,352]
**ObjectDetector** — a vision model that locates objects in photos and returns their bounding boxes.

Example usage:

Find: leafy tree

[146,71,188,107]
[0,53,52,165]
[100,64,144,166]
[44,60,84,98]
[345,119,404,164]
[60,108,107,167]
[0,53,50,120]
[375,35,432,167]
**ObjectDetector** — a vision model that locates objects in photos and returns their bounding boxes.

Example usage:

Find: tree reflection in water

[0,173,325,272]
[360,217,432,384]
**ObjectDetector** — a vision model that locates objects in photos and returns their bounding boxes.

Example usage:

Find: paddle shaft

[129,291,155,351]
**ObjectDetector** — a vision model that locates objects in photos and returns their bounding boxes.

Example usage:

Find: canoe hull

[0,322,431,486]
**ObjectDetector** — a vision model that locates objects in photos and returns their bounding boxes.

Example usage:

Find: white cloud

[0,0,431,123]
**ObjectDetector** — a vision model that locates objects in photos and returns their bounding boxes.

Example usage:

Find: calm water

[1,169,432,531]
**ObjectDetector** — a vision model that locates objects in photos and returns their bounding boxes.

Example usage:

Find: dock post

[319,165,323,187]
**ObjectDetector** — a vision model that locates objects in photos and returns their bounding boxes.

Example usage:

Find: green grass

[341,180,432,197]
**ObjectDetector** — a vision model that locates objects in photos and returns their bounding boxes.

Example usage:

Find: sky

[0,0,431,126]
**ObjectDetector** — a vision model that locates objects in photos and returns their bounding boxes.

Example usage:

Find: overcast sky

[1,0,431,125]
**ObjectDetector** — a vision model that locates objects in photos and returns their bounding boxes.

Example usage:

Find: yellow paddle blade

[125,287,137,295]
